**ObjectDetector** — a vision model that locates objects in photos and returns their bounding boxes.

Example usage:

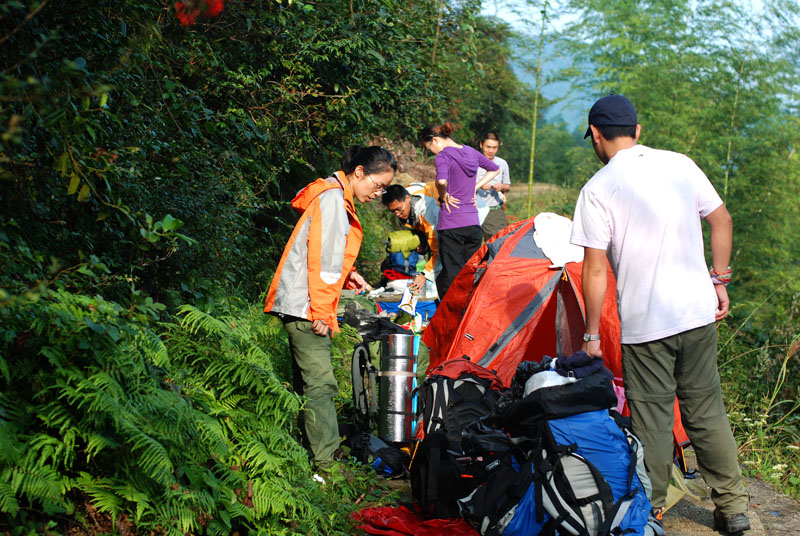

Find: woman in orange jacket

[265,146,396,469]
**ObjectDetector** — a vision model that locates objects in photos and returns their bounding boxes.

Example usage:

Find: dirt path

[663,450,800,535]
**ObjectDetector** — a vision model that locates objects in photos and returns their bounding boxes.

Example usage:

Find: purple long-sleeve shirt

[435,145,500,231]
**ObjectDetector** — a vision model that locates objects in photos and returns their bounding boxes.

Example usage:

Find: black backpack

[340,423,407,477]
[457,452,534,536]
[416,357,505,451]
[410,358,507,518]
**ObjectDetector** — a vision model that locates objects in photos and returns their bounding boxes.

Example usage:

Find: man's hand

[311,319,329,337]
[347,270,369,293]
[410,273,426,294]
[714,284,730,321]
[581,339,602,358]
[480,182,494,190]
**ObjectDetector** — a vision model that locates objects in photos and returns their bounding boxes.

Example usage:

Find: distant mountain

[510,38,593,132]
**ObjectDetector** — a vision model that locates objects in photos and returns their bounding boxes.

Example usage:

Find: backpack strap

[425,432,448,509]
[423,376,451,435]
[534,420,611,536]
[352,343,378,431]
[595,430,641,535]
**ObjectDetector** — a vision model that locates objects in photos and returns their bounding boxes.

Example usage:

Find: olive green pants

[481,207,507,242]
[622,323,748,514]
[283,319,340,466]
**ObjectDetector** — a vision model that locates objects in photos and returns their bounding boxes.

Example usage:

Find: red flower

[174,0,224,26]
[204,0,224,17]
[174,1,199,26]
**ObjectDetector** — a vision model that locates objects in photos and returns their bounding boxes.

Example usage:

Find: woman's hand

[346,270,369,293]
[441,192,461,212]
[311,319,330,337]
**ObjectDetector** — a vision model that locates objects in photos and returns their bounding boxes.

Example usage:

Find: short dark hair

[481,131,500,143]
[341,146,397,175]
[596,124,637,141]
[382,184,409,207]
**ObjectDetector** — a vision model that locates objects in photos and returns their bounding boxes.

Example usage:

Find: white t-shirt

[476,156,511,208]
[570,145,723,344]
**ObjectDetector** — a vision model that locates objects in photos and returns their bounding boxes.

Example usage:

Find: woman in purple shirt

[418,122,500,299]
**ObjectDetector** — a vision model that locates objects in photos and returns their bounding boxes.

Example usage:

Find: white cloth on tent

[533,212,584,268]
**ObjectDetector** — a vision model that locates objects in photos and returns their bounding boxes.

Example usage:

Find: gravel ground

[663,449,800,536]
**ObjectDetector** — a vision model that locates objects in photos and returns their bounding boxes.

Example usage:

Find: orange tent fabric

[422,217,689,445]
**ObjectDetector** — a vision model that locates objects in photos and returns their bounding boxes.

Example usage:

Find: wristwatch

[583,333,601,342]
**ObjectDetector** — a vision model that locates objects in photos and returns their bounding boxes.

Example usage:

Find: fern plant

[1,278,381,534]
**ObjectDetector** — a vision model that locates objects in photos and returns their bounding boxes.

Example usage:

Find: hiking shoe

[713,509,750,535]
[647,508,666,536]
[315,460,358,486]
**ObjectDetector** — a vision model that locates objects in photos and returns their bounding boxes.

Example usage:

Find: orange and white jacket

[264,172,362,333]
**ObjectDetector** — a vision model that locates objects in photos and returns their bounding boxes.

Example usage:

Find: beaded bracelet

[710,266,732,286]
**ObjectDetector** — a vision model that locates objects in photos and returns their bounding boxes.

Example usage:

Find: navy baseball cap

[583,94,638,138]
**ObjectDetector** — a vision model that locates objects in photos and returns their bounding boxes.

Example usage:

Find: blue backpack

[385,250,422,275]
[459,359,654,536]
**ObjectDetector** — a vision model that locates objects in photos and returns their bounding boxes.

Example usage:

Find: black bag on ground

[410,430,510,519]
[410,358,508,519]
[457,452,533,535]
[340,423,407,477]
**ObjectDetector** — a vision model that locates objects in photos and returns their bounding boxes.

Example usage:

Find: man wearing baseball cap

[570,95,750,535]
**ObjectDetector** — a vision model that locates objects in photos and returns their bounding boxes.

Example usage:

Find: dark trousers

[481,207,507,242]
[436,225,482,299]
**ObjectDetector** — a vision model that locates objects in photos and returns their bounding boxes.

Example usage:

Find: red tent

[422,217,688,445]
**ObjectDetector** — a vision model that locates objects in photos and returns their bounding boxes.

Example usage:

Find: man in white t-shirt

[570,95,749,535]
[476,131,511,241]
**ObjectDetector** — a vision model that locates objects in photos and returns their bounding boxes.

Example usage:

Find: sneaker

[315,459,358,486]
[713,509,750,535]
[647,508,666,536]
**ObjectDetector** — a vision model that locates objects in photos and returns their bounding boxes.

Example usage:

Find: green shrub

[0,229,391,533]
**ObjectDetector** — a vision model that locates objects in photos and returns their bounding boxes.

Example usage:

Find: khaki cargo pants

[283,319,340,466]
[622,323,748,514]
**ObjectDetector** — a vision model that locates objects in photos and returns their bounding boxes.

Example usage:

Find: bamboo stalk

[723,59,745,199]
[526,4,547,218]
[432,0,444,65]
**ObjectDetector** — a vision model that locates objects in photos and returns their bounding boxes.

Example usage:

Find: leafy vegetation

[0,0,521,532]
[1,0,799,532]
[0,264,392,534]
